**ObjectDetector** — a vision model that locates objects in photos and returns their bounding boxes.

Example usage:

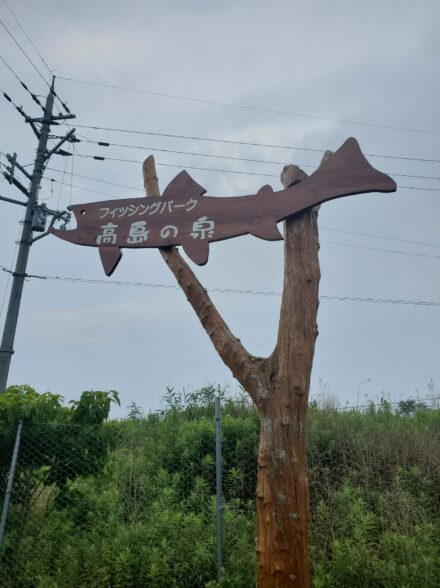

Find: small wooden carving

[50,138,396,275]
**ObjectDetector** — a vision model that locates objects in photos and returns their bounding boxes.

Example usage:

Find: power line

[0,17,49,88]
[46,166,143,193]
[1,265,438,307]
[58,75,440,137]
[391,171,440,181]
[0,53,22,82]
[0,54,44,108]
[71,137,440,181]
[73,153,440,192]
[74,124,440,165]
[1,0,52,76]
[77,153,280,178]
[321,240,440,261]
[76,137,295,167]
[397,185,440,193]
[320,226,440,250]
[0,17,70,114]
[1,86,30,121]
[44,176,122,199]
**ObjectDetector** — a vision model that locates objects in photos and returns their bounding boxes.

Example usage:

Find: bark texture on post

[255,164,322,587]
[143,154,325,587]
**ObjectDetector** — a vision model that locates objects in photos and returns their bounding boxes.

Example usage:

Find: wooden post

[143,153,330,587]
[254,164,322,587]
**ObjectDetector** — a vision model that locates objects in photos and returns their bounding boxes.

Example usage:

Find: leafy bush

[1,386,439,586]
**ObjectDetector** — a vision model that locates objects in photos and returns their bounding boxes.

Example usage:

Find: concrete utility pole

[0,77,74,392]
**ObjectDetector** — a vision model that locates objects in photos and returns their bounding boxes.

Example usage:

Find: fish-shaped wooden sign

[50,138,396,276]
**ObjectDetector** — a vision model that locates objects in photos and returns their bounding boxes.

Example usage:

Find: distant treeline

[1,385,439,587]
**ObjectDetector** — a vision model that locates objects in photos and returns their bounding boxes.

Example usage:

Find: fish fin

[250,217,283,241]
[162,171,207,199]
[99,246,122,276]
[182,241,210,265]
[256,185,274,198]
[307,137,397,194]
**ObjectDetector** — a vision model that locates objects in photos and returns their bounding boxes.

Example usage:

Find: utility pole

[0,77,75,392]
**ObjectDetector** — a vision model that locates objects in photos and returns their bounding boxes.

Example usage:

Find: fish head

[49,200,124,276]
[49,201,102,245]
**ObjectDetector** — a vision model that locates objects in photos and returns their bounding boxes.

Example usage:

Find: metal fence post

[215,394,223,582]
[0,420,23,554]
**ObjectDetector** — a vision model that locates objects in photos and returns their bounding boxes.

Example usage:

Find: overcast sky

[0,0,439,416]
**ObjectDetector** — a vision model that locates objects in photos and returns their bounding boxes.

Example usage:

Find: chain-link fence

[1,395,440,587]
[0,398,259,588]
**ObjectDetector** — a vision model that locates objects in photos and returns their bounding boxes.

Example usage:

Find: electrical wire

[1,0,52,77]
[0,17,49,87]
[72,153,440,191]
[76,136,295,167]
[0,53,44,108]
[76,153,280,178]
[58,75,440,137]
[44,176,121,199]
[0,53,22,82]
[66,137,440,182]
[1,86,30,121]
[1,265,439,307]
[319,226,440,250]
[320,240,440,261]
[73,124,440,165]
[46,166,144,193]
[0,14,70,114]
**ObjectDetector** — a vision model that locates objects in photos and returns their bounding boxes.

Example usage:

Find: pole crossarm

[0,194,27,207]
[6,154,32,180]
[2,172,30,197]
[44,128,76,161]
[27,113,76,123]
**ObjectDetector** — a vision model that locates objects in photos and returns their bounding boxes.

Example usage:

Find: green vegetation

[1,386,439,587]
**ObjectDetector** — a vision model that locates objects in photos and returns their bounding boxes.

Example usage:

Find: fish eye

[80,209,86,215]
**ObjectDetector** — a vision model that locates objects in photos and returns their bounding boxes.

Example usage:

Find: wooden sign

[50,138,396,275]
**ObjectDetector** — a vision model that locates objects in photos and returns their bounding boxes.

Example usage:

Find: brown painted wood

[50,138,396,276]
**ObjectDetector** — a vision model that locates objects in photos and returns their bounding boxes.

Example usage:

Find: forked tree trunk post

[143,152,330,587]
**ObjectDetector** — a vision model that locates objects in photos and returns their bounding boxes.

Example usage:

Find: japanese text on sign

[96,217,216,246]
[98,198,198,220]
